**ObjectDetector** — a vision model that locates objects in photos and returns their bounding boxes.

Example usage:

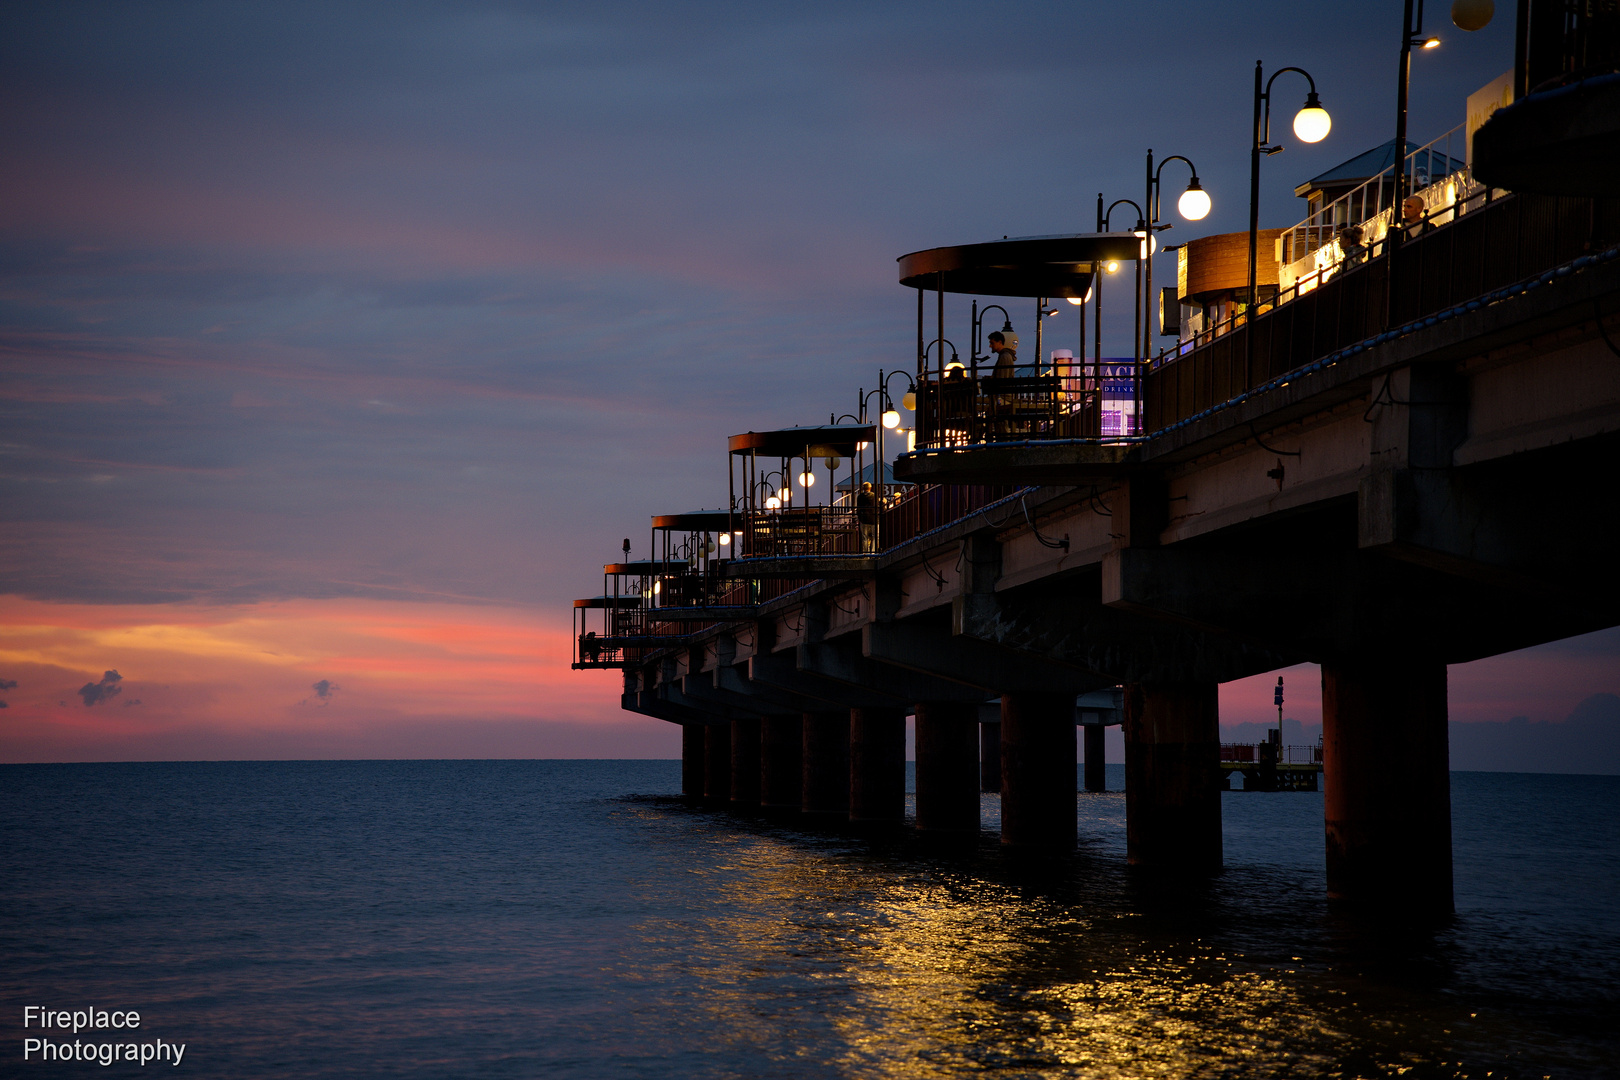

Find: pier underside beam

[965,577,1288,685]
[801,710,850,817]
[1000,692,1077,848]
[849,707,906,823]
[801,637,991,702]
[1359,444,1620,617]
[730,718,761,809]
[866,619,1097,695]
[748,653,906,709]
[759,714,803,812]
[914,700,980,833]
[678,674,780,720]
[1124,682,1221,871]
[704,722,732,805]
[1103,508,1615,667]
[1322,655,1453,917]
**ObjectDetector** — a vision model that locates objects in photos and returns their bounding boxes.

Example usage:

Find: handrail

[911,355,1146,451]
[1278,124,1466,268]
[1158,177,1499,366]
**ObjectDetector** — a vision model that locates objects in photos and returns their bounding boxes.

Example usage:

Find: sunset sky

[3,1,1615,761]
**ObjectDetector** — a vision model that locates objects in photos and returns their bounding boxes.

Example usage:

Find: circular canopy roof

[897,233,1142,297]
[651,511,733,531]
[728,424,876,457]
[603,561,688,575]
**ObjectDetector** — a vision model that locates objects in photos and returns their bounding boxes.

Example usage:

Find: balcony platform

[643,605,759,622]
[718,554,879,579]
[651,511,733,531]
[603,560,688,575]
[896,440,1140,486]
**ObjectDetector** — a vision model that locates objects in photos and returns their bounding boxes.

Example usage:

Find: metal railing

[730,481,1025,560]
[1220,743,1324,765]
[912,356,1144,451]
[1277,125,1466,268]
[1146,190,1620,433]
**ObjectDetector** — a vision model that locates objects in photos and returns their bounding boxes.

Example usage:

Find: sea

[2,760,1617,1079]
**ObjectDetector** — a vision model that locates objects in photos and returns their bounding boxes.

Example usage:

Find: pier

[572,11,1620,921]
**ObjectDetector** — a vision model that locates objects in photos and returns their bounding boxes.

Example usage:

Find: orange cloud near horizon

[0,595,673,762]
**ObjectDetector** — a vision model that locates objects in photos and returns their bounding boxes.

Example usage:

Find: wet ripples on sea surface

[2,761,1616,1078]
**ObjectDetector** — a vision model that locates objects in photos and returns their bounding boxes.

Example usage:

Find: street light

[1293,92,1332,143]
[1145,151,1212,357]
[1248,62,1329,371]
[1105,198,1148,367]
[1389,0,1481,323]
[1178,178,1212,221]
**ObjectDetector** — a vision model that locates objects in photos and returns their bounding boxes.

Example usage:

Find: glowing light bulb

[798,471,815,487]
[652,580,661,595]
[765,496,780,510]
[718,532,730,545]
[1177,181,1211,221]
[1105,260,1120,274]
[1134,230,1158,257]
[882,409,900,429]
[1422,36,1441,48]
[1294,94,1331,143]
[900,391,915,411]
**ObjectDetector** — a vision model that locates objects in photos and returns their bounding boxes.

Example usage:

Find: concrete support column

[1123,682,1221,871]
[849,706,906,823]
[1000,693,1077,848]
[979,721,1001,793]
[801,710,850,817]
[730,718,761,809]
[703,723,732,805]
[759,714,803,812]
[914,701,980,833]
[681,723,704,799]
[1083,723,1107,792]
[1322,656,1453,916]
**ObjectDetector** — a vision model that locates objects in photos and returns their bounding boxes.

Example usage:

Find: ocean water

[2,761,1617,1079]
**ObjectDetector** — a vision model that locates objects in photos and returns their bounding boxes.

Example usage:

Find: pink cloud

[0,596,669,761]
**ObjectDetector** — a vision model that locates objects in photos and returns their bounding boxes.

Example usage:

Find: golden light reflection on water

[625,818,1510,1080]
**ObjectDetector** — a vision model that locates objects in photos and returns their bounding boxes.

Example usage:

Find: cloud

[300,678,340,707]
[77,669,123,706]
[0,679,17,691]
[122,698,143,707]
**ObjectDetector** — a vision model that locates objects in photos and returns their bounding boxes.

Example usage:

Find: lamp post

[857,369,917,508]
[1248,62,1330,372]
[1104,199,1146,366]
[1143,149,1212,360]
[1388,0,1449,325]
[1105,197,1147,434]
[970,304,1011,374]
